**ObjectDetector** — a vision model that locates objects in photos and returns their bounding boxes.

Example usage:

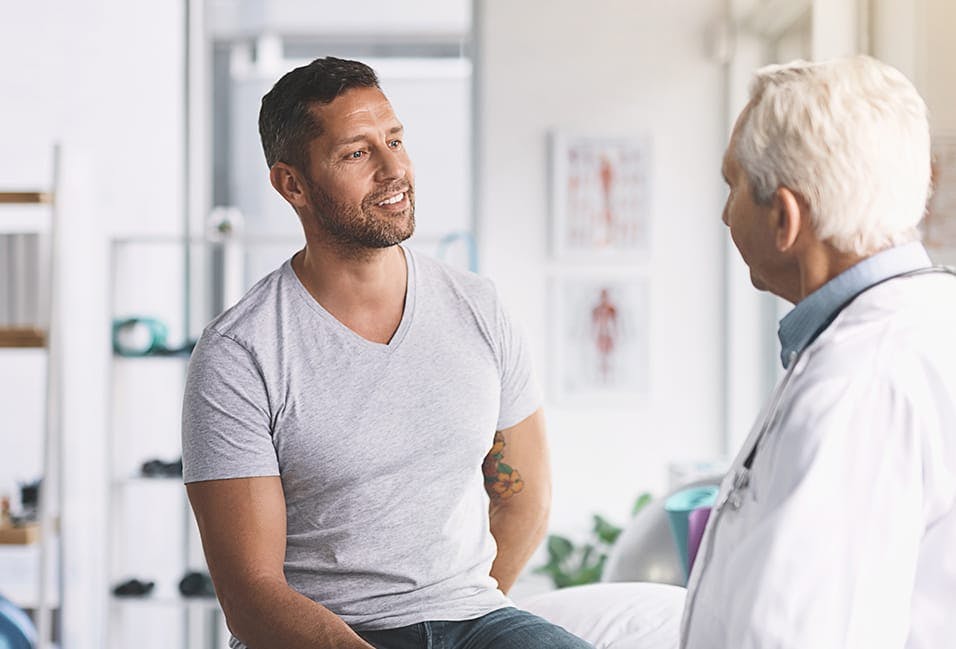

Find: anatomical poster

[550,274,649,403]
[550,133,651,260]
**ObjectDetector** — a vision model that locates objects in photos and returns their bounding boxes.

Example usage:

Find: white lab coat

[682,273,956,649]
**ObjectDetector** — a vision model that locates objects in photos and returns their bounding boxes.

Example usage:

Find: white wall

[477,0,728,536]
[921,0,956,133]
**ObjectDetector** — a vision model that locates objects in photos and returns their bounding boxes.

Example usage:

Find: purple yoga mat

[687,506,712,574]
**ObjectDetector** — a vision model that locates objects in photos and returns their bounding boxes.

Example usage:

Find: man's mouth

[377,192,405,206]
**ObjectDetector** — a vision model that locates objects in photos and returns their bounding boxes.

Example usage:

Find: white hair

[735,55,931,256]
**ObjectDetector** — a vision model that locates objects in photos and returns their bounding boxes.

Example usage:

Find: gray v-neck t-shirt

[182,246,541,639]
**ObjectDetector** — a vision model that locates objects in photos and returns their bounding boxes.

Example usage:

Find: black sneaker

[179,571,215,598]
[113,578,155,597]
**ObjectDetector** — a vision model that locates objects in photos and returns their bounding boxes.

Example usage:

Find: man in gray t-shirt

[182,57,592,649]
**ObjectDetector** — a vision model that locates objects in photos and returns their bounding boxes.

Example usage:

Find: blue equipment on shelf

[0,594,36,649]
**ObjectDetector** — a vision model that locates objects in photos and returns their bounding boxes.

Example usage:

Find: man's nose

[376,150,407,183]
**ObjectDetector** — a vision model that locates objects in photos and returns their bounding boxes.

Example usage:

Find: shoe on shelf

[140,457,183,478]
[112,578,155,597]
[179,571,216,598]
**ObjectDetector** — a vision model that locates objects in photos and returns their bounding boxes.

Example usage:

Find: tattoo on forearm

[483,431,524,500]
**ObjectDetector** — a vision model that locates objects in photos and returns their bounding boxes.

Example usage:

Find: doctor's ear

[269,162,309,209]
[772,186,804,252]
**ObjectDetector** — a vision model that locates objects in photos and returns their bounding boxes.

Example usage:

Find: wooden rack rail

[0,192,53,205]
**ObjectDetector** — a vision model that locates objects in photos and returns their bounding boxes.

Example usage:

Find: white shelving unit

[103,231,310,647]
[105,237,224,649]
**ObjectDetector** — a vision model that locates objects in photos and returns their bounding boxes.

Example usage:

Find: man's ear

[772,186,804,252]
[269,162,309,209]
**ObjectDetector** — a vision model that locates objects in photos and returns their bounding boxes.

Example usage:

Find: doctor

[682,55,956,649]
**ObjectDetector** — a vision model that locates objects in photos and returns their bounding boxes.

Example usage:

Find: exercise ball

[603,476,722,587]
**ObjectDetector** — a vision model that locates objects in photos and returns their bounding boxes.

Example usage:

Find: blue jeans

[355,606,593,649]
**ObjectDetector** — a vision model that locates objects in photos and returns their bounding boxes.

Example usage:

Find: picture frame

[550,132,652,261]
[549,272,650,404]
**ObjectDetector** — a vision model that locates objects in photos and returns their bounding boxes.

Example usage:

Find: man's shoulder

[801,274,956,400]
[202,262,291,347]
[411,247,498,305]
[828,272,956,355]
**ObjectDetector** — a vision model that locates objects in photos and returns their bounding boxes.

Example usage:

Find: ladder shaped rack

[0,146,62,649]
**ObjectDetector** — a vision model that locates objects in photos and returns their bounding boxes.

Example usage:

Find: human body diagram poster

[551,134,652,259]
[551,275,649,402]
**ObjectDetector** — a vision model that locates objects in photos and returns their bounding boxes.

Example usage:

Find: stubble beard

[305,178,416,253]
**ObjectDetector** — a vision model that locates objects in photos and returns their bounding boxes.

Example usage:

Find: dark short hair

[258,57,380,169]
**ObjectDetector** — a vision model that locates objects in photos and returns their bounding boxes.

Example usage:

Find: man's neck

[796,243,867,302]
[292,240,408,344]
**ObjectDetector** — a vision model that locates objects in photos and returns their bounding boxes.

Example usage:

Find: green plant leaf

[593,554,608,580]
[593,515,622,545]
[554,572,575,589]
[539,504,644,589]
[631,492,653,517]
[533,563,560,577]
[546,535,574,563]
[579,563,604,584]
[579,544,595,567]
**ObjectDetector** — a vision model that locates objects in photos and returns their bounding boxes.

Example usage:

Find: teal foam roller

[664,486,719,581]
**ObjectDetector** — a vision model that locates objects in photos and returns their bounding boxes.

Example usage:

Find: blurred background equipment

[0,593,37,649]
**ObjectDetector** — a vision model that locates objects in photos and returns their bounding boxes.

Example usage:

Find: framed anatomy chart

[549,273,649,403]
[550,133,652,261]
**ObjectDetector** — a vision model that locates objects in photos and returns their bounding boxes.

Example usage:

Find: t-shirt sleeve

[181,328,280,483]
[493,289,542,430]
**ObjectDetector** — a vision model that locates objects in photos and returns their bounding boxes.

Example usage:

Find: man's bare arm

[482,408,552,594]
[186,477,373,649]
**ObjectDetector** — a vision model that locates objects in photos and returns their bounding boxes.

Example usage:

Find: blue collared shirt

[777,241,933,368]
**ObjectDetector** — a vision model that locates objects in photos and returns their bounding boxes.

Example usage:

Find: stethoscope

[726,264,956,511]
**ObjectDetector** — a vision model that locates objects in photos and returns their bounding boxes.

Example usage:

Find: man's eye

[388,140,403,149]
[348,151,365,159]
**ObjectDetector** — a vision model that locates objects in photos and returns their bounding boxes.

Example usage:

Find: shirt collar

[777,241,932,368]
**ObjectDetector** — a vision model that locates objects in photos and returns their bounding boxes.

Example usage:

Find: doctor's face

[721,119,778,295]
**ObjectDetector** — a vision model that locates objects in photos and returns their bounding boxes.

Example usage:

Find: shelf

[0,327,47,348]
[111,594,219,611]
[114,476,183,488]
[0,191,53,205]
[112,353,192,362]
[0,523,40,545]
